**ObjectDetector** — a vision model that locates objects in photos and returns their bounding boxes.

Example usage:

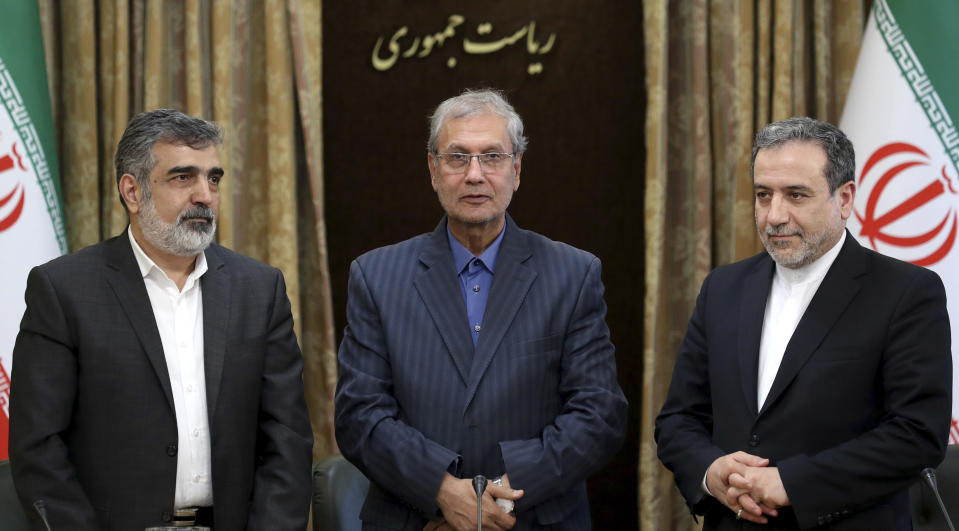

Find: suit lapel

[413,219,474,384]
[463,216,536,412]
[759,233,866,416]
[104,230,175,411]
[738,256,775,416]
[200,245,230,418]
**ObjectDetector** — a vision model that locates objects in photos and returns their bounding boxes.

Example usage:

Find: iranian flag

[0,2,67,459]
[841,0,959,444]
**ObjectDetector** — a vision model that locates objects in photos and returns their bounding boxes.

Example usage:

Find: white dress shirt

[757,231,845,408]
[129,230,214,508]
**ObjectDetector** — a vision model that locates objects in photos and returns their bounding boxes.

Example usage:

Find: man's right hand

[434,473,523,531]
[706,452,776,524]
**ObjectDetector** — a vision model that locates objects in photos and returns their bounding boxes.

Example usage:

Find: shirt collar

[128,227,208,284]
[775,230,846,287]
[447,222,506,274]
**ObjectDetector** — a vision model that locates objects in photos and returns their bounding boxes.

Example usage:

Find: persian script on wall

[371,15,556,75]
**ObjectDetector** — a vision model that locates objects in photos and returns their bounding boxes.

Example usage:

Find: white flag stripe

[0,64,62,422]
[841,0,959,443]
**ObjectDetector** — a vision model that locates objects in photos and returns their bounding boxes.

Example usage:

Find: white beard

[137,196,216,257]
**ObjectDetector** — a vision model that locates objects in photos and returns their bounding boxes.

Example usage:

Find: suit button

[161,511,172,522]
[166,443,178,457]
[749,434,760,447]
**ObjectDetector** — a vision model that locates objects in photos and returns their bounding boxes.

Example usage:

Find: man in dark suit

[655,117,953,530]
[334,88,627,530]
[9,109,313,530]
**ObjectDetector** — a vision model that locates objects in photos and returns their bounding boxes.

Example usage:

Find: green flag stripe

[888,0,959,128]
[880,0,959,178]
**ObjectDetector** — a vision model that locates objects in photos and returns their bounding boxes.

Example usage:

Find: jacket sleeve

[245,269,315,531]
[334,260,460,518]
[10,266,100,530]
[778,269,952,530]
[654,271,726,513]
[498,257,628,511]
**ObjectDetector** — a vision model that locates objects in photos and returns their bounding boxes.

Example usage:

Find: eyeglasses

[434,152,515,173]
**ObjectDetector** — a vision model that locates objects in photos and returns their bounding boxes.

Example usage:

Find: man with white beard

[9,109,313,531]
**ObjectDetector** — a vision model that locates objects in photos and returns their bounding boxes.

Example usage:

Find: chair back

[0,459,30,531]
[313,454,369,531]
[911,444,959,531]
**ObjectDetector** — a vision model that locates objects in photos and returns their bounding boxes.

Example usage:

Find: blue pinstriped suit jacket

[335,215,627,530]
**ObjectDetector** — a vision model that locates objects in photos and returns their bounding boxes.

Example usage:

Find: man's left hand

[487,473,522,509]
[434,473,520,531]
[727,466,790,509]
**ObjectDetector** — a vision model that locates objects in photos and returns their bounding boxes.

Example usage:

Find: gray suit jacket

[334,216,627,530]
[10,231,313,531]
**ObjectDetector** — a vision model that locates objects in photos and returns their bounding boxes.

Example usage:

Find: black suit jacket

[9,231,313,531]
[656,233,952,530]
[335,216,627,530]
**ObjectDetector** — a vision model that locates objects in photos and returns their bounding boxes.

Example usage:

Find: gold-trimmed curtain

[36,0,336,466]
[640,1,868,529]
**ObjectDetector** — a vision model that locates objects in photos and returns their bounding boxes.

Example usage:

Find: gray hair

[427,88,528,154]
[115,109,222,210]
[751,117,855,193]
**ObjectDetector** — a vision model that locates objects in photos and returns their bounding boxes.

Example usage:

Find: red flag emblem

[0,141,27,232]
[854,142,958,266]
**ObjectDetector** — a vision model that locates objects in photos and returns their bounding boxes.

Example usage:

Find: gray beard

[759,222,838,269]
[138,198,216,256]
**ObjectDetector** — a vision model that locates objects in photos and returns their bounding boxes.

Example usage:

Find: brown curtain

[36,0,337,470]
[640,1,868,529]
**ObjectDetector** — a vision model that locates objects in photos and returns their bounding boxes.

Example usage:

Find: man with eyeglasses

[335,88,627,530]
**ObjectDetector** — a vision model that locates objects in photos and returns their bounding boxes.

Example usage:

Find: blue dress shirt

[447,225,505,347]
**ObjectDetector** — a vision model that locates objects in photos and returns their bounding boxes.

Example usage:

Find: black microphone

[921,467,956,531]
[33,499,53,531]
[473,475,487,531]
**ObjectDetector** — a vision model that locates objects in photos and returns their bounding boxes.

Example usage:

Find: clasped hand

[706,451,790,525]
[426,473,524,531]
